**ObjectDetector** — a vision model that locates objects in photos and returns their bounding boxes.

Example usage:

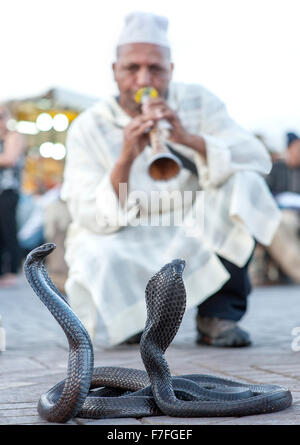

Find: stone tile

[0,416,77,425]
[1,277,300,425]
[0,407,39,417]
[215,405,299,425]
[0,356,46,373]
[0,381,39,391]
[0,384,47,404]
[0,402,36,410]
[290,392,300,403]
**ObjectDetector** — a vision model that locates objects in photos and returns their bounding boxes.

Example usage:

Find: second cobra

[24,244,292,422]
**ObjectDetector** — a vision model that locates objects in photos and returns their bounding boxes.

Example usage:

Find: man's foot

[196,315,252,347]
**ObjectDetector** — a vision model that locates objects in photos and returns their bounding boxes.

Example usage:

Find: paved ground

[0,274,300,426]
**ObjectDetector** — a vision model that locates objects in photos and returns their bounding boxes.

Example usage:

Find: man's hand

[142,98,206,158]
[142,98,189,145]
[112,111,159,203]
[121,114,155,163]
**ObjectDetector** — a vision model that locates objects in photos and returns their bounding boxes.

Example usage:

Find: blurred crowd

[249,132,300,286]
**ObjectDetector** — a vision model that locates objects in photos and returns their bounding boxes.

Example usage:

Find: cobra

[24,243,292,423]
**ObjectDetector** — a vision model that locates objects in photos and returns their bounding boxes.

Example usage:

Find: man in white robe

[61,12,280,347]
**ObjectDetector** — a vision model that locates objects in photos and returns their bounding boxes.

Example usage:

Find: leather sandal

[196,316,251,347]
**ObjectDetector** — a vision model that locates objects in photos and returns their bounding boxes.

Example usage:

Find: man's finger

[142,98,168,113]
[133,120,154,136]
[158,109,178,123]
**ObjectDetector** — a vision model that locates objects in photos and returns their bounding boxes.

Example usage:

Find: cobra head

[24,243,56,266]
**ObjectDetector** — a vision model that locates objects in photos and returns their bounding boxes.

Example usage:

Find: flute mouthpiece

[134,87,159,104]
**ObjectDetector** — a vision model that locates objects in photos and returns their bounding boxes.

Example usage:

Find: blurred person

[265,132,300,283]
[267,132,300,195]
[61,12,280,348]
[0,105,25,287]
[254,133,282,163]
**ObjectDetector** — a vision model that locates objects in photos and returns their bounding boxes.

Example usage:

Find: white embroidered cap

[117,12,170,48]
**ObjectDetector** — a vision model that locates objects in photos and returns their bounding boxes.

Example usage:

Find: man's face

[112,43,174,116]
[287,140,300,168]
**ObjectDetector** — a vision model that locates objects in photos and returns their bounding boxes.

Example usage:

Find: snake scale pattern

[24,243,292,423]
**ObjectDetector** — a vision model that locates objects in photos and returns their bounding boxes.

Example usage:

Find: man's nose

[136,68,152,87]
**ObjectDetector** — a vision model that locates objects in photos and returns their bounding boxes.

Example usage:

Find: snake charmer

[60,11,280,347]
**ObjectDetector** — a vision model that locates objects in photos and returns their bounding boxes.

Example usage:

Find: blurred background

[1,0,300,289]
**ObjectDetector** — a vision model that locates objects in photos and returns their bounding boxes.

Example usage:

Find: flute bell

[148,129,182,181]
[134,87,182,181]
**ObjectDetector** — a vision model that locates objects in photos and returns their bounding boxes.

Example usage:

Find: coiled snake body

[24,244,292,423]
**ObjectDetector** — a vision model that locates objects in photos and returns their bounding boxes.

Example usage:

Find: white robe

[61,82,280,346]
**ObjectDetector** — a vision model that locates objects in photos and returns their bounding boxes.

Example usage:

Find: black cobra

[24,243,292,423]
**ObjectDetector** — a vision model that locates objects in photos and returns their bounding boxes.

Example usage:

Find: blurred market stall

[6,87,97,194]
[3,88,98,291]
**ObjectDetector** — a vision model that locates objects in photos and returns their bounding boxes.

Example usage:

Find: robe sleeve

[191,88,273,189]
[60,112,140,234]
